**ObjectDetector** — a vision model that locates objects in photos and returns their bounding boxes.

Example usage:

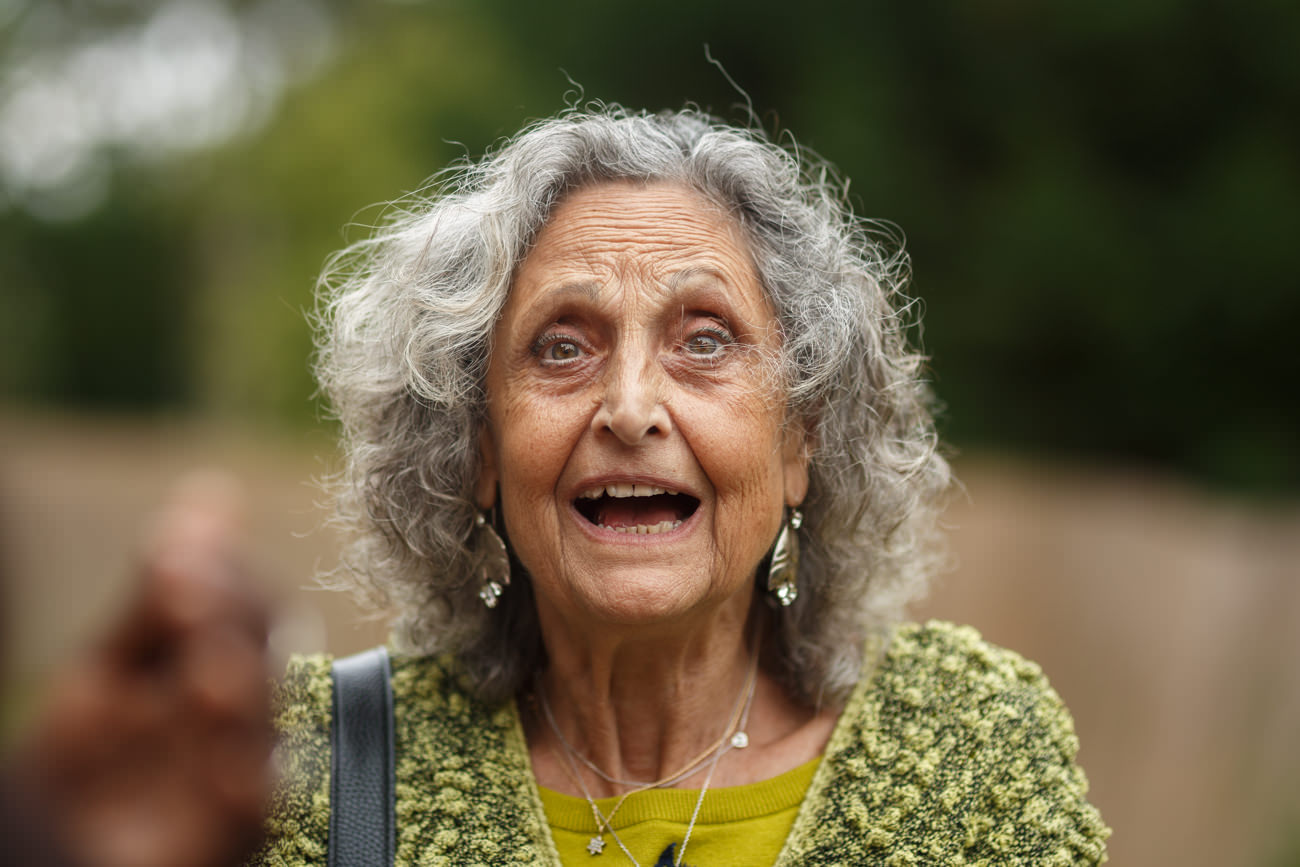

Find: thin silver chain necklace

[543,641,759,789]
[536,633,761,867]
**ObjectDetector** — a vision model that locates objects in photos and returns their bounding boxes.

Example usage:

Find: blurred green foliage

[1,0,1296,492]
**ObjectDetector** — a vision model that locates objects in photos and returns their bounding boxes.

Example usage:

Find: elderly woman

[254,107,1108,866]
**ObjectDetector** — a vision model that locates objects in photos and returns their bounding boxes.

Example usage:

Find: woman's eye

[540,339,581,362]
[684,329,730,356]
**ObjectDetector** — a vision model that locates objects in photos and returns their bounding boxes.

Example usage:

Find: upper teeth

[579,483,679,499]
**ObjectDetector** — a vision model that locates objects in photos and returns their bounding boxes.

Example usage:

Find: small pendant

[773,581,798,606]
[586,835,606,855]
[478,580,503,608]
[730,730,749,749]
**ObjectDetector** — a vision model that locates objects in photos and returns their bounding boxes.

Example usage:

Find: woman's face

[478,180,808,628]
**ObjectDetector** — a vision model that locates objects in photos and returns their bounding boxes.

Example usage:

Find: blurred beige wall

[914,458,1300,866]
[3,411,1298,865]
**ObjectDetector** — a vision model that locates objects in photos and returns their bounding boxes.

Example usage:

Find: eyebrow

[665,266,778,336]
[533,271,731,312]
[666,267,728,292]
[664,267,756,316]
[543,280,602,301]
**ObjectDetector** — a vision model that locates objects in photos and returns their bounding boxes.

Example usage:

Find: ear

[474,424,499,510]
[781,418,813,508]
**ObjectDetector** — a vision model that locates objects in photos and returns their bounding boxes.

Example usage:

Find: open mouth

[574,483,700,535]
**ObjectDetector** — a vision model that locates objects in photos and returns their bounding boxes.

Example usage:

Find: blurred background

[1,0,1297,863]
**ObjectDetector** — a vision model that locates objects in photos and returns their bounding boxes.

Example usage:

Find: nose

[592,345,671,445]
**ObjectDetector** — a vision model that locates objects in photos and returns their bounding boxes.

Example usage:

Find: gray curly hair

[316,105,951,706]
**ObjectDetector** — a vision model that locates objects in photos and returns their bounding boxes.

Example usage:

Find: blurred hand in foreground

[4,473,273,867]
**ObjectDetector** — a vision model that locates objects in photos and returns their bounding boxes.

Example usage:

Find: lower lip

[568,501,700,543]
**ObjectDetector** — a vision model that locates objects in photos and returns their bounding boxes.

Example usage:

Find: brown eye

[684,329,728,356]
[543,340,581,361]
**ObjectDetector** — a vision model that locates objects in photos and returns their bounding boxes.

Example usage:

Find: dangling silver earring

[767,508,803,607]
[474,510,511,609]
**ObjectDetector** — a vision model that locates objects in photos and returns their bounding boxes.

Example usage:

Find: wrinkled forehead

[508,179,774,322]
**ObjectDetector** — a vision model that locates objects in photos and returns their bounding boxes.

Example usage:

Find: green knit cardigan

[249,621,1109,866]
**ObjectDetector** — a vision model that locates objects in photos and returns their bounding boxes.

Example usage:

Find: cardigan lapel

[390,655,562,866]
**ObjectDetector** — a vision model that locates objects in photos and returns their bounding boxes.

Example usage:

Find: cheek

[495,419,550,497]
[491,387,582,502]
[688,396,789,515]
[706,445,786,582]
[492,406,566,572]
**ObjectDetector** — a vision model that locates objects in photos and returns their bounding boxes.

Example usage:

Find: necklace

[549,669,758,867]
[543,641,760,789]
[537,627,762,866]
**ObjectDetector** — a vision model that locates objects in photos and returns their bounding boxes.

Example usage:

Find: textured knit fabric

[539,756,819,865]
[247,620,1109,866]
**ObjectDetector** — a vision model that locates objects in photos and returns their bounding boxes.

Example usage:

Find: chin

[572,567,744,628]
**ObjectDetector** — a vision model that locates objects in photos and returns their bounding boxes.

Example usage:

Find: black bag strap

[329,647,396,867]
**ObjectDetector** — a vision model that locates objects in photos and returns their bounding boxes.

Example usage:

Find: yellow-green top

[539,756,819,866]
[249,621,1110,866]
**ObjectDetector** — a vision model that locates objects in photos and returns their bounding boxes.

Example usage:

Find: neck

[530,600,759,796]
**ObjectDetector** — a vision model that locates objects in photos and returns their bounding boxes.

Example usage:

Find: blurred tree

[0,174,192,408]
[1,0,1296,493]
[470,0,1300,492]
[183,3,549,420]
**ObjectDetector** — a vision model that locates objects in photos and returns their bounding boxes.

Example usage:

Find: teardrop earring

[766,508,802,607]
[474,511,511,609]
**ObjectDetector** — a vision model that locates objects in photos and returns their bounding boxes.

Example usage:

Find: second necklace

[538,626,762,867]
